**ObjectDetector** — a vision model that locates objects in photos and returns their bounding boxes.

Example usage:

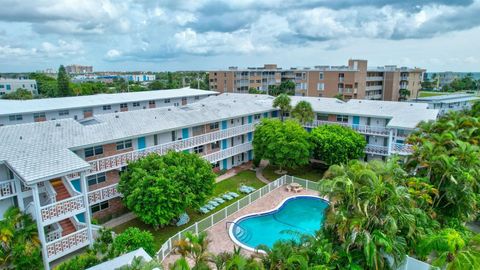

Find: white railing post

[80,172,94,248]
[32,183,50,270]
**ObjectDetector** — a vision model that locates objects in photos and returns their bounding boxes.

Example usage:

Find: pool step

[235,226,252,243]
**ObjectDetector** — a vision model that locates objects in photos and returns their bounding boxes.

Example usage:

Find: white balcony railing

[305,120,390,136]
[366,85,383,91]
[391,143,414,155]
[68,124,255,178]
[88,183,121,205]
[366,76,384,81]
[40,195,86,225]
[46,229,62,243]
[46,228,89,261]
[204,142,253,163]
[365,145,389,156]
[0,179,16,199]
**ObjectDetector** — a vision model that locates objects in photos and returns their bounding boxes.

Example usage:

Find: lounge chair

[228,192,239,198]
[213,197,225,204]
[222,194,234,200]
[199,207,210,214]
[208,200,219,207]
[205,204,215,210]
[239,186,251,194]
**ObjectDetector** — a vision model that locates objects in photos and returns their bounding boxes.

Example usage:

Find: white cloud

[105,49,122,59]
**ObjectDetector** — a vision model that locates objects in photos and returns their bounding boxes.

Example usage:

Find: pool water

[230,196,328,250]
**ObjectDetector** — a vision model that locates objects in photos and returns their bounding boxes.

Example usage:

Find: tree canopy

[268,81,295,96]
[252,119,311,172]
[1,88,33,100]
[310,124,366,165]
[57,65,72,97]
[291,100,314,124]
[272,94,292,122]
[112,227,155,256]
[118,151,216,228]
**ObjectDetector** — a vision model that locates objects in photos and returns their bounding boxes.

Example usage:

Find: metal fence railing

[156,175,318,262]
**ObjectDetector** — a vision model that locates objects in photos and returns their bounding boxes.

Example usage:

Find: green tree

[399,88,410,101]
[253,119,311,173]
[29,72,58,97]
[55,252,99,270]
[418,229,480,270]
[310,124,366,165]
[112,227,155,256]
[119,151,216,228]
[57,65,72,96]
[291,100,314,124]
[148,80,168,90]
[1,88,33,100]
[272,94,292,122]
[174,232,211,267]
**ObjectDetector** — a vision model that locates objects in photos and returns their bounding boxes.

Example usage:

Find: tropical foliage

[310,124,366,165]
[112,227,155,257]
[272,94,292,122]
[253,118,311,172]
[0,207,42,270]
[1,88,33,100]
[119,151,216,228]
[291,100,314,124]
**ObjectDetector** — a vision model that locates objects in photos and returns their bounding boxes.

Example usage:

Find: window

[317,83,325,91]
[230,119,234,124]
[59,110,69,116]
[164,99,171,103]
[116,140,132,150]
[85,145,104,158]
[83,109,93,114]
[87,173,106,186]
[212,161,220,169]
[149,100,155,105]
[103,105,111,110]
[174,102,180,107]
[254,114,261,120]
[120,103,128,109]
[319,72,324,80]
[194,96,200,100]
[317,114,328,121]
[209,122,219,130]
[193,145,204,154]
[8,115,23,121]
[133,102,140,107]
[91,201,109,213]
[33,112,46,121]
[211,141,220,150]
[336,115,349,123]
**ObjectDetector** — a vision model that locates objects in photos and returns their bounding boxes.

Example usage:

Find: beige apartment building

[209,60,425,101]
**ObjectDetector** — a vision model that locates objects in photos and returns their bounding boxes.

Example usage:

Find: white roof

[0,93,437,184]
[289,96,439,129]
[87,248,152,270]
[0,88,217,116]
[412,93,479,103]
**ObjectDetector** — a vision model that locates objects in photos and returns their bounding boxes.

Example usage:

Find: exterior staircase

[50,178,77,236]
[50,178,70,201]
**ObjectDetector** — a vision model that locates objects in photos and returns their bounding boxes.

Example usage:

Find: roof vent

[56,123,61,127]
[19,136,22,140]
[202,104,205,107]
[115,115,119,118]
[168,108,171,111]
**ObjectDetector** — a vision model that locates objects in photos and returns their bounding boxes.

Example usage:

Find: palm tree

[291,100,314,125]
[272,94,291,122]
[174,232,211,267]
[418,229,480,270]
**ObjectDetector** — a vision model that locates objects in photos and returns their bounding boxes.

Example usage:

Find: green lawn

[112,170,265,249]
[262,163,327,182]
[418,91,449,97]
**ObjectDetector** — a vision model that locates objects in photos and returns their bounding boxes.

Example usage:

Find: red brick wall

[88,170,120,192]
[92,197,127,221]
[85,142,132,161]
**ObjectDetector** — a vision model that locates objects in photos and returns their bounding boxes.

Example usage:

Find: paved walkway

[103,212,137,228]
[255,160,271,184]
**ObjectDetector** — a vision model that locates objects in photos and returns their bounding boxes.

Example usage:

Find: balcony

[46,228,89,261]
[68,124,255,178]
[203,142,253,163]
[391,143,414,155]
[40,195,86,225]
[305,120,390,136]
[366,85,383,91]
[88,183,121,205]
[365,145,389,156]
[365,94,383,100]
[366,76,384,81]
[0,179,16,199]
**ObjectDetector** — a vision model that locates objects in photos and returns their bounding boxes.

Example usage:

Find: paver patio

[162,185,319,267]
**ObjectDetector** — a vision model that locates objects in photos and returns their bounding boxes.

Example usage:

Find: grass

[112,170,265,250]
[262,163,327,182]
[418,91,450,97]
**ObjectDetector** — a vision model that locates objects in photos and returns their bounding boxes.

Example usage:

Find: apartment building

[0,78,38,95]
[209,60,425,101]
[0,88,217,126]
[0,93,437,269]
[66,65,93,74]
[411,93,480,115]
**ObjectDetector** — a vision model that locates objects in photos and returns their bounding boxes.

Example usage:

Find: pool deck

[163,185,319,267]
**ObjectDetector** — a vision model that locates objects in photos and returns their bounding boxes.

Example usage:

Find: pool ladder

[226,221,252,242]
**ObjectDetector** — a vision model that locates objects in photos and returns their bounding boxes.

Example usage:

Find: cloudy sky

[1,0,480,72]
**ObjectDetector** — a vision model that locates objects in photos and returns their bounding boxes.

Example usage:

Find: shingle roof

[0,88,217,115]
[0,93,438,184]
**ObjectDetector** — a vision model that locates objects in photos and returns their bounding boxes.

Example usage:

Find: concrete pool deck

[162,185,319,267]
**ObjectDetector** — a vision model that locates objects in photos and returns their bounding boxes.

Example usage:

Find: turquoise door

[222,159,228,170]
[182,128,189,139]
[263,112,268,118]
[222,120,228,130]
[71,179,81,192]
[248,150,253,160]
[353,116,360,128]
[248,115,253,124]
[248,132,253,142]
[222,139,228,149]
[137,137,146,149]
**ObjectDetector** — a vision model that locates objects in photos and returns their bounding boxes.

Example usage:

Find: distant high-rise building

[209,59,425,101]
[65,64,93,74]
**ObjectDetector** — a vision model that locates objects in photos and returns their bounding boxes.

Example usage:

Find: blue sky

[1,0,480,72]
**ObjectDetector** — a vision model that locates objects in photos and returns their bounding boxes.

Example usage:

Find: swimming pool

[228,195,329,252]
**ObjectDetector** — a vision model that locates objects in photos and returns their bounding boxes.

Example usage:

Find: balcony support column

[13,178,24,210]
[32,183,50,270]
[387,129,393,156]
[80,172,94,248]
